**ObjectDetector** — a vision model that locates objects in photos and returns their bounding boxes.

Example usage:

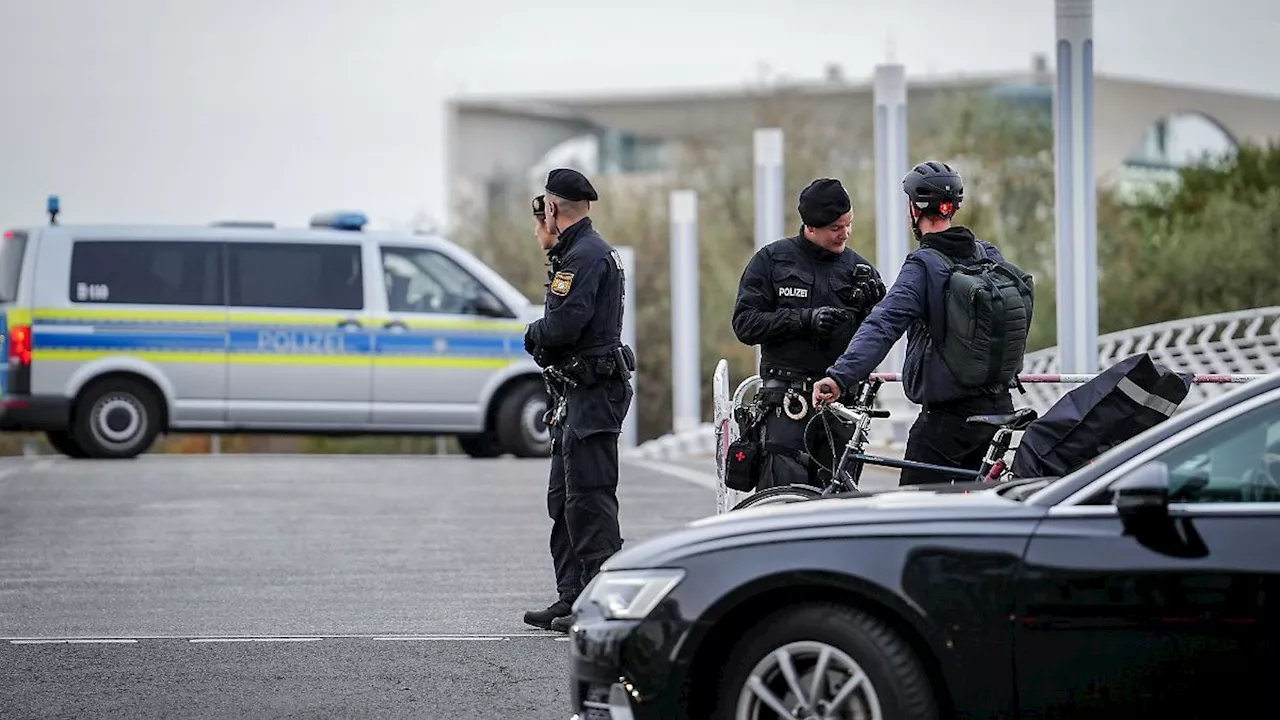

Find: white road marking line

[8,635,136,640]
[624,458,718,489]
[3,633,567,644]
[373,636,507,642]
[188,637,322,643]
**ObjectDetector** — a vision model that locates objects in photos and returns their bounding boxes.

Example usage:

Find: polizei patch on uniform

[778,286,809,298]
[550,271,575,296]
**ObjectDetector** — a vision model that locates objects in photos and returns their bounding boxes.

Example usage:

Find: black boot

[549,613,575,633]
[523,600,573,631]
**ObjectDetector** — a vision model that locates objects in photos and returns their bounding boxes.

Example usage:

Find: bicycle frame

[818,379,1018,495]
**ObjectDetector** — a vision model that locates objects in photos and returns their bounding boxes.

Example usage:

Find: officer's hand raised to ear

[804,306,849,335]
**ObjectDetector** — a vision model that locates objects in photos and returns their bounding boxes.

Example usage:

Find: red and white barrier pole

[867,373,1266,384]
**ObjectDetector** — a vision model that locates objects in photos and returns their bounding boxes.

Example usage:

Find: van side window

[68,240,223,306]
[381,246,507,317]
[229,242,363,310]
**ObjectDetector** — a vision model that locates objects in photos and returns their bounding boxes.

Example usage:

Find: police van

[0,200,551,459]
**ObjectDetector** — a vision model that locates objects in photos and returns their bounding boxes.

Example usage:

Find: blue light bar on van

[47,195,60,226]
[310,211,368,231]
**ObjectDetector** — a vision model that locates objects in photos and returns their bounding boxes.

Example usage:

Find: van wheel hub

[92,395,144,446]
[521,397,549,444]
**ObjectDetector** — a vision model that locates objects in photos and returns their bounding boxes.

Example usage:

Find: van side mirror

[1113,461,1171,535]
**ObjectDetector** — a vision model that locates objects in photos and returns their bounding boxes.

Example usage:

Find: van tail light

[8,324,31,366]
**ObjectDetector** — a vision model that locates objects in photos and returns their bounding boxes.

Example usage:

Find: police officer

[731,177,886,490]
[521,168,635,634]
[813,161,1024,485]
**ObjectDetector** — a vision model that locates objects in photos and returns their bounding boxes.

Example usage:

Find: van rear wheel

[72,378,161,459]
[45,430,89,459]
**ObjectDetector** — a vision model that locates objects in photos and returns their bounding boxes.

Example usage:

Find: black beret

[797,178,851,228]
[545,168,598,202]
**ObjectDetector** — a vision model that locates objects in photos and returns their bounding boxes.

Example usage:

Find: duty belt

[758,377,814,421]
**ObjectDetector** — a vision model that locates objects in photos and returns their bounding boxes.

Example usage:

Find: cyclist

[813,161,1035,485]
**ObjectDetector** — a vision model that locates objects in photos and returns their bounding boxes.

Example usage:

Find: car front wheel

[716,603,938,720]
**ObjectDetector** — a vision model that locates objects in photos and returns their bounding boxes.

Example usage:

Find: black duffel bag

[1011,353,1194,478]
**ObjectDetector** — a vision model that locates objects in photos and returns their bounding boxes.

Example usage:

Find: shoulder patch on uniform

[550,271,575,297]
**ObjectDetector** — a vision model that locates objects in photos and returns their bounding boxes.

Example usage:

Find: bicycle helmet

[902,161,964,239]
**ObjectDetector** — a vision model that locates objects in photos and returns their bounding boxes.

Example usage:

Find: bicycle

[730,378,1039,510]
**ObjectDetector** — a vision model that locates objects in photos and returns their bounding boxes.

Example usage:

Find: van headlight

[582,569,685,620]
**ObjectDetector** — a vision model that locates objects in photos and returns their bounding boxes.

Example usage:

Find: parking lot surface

[0,454,717,719]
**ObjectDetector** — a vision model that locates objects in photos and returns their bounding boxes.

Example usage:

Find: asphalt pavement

[0,453,720,720]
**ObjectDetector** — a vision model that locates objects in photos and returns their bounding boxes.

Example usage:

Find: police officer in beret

[731,177,886,491]
[522,167,635,634]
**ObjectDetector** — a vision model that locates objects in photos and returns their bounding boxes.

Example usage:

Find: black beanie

[797,178,851,227]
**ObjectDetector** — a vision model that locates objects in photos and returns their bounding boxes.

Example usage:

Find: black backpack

[920,243,1035,388]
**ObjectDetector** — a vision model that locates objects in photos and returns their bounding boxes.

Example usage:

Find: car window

[381,246,505,317]
[228,242,363,310]
[68,239,223,306]
[1146,402,1280,504]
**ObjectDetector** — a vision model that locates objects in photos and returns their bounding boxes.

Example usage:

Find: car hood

[602,481,1049,570]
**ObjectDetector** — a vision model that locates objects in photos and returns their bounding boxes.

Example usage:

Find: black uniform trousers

[757,391,855,491]
[546,375,633,604]
[899,392,1014,486]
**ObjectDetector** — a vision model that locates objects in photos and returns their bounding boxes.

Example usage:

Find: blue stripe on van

[31,327,520,358]
[33,331,227,352]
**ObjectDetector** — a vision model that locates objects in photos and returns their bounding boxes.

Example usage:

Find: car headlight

[581,569,685,620]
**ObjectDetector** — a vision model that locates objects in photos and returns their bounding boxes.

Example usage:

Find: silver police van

[0,201,551,459]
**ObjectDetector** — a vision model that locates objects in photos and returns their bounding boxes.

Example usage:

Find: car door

[370,244,519,429]
[225,239,372,427]
[1014,389,1280,718]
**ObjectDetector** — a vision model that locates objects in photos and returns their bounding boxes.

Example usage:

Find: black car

[567,372,1280,719]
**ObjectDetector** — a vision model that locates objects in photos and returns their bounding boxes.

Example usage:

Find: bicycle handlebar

[817,401,890,423]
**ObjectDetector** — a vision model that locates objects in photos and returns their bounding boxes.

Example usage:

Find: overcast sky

[2,0,1277,233]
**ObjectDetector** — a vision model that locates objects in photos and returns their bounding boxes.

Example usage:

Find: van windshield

[0,231,28,303]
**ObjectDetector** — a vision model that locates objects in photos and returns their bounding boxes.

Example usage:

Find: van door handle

[337,319,363,331]
[383,320,408,332]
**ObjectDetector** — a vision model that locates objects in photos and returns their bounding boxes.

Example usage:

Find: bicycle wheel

[731,484,823,511]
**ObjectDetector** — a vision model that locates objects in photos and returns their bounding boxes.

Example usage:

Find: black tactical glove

[803,306,849,335]
[859,276,887,308]
[523,326,538,357]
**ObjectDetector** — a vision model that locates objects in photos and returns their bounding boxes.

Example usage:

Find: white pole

[873,63,912,445]
[873,63,909,371]
[1054,0,1098,372]
[753,128,784,371]
[669,190,701,434]
[617,245,638,450]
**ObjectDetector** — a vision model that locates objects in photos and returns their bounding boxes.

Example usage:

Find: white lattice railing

[1012,306,1280,415]
[627,306,1280,468]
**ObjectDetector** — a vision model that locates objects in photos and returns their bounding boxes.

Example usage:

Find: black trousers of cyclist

[758,404,855,491]
[899,393,1014,486]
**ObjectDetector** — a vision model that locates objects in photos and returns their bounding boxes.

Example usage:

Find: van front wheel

[495,381,551,458]
[72,378,162,459]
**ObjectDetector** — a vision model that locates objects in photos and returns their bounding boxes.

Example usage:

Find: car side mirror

[1112,460,1171,536]
[472,292,511,318]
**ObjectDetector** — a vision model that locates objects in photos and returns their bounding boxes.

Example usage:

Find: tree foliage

[1099,140,1280,332]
